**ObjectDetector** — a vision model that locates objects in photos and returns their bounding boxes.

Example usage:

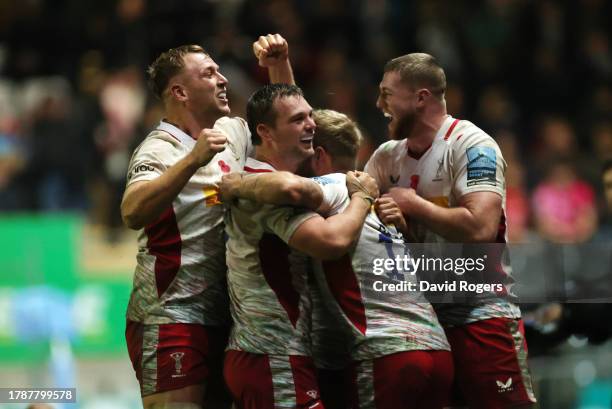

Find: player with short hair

[364,52,537,408]
[222,84,378,409]
[221,108,454,409]
[121,35,294,409]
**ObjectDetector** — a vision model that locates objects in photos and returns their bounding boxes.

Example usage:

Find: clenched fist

[375,196,408,234]
[219,172,243,203]
[253,33,289,67]
[346,171,379,201]
[189,128,227,167]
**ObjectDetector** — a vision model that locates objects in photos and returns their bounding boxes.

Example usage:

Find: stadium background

[0,0,611,407]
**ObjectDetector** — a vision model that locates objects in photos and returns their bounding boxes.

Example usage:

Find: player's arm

[385,188,501,242]
[253,34,295,85]
[288,171,378,259]
[121,129,227,229]
[219,171,324,210]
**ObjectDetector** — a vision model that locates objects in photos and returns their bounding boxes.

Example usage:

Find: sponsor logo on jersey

[466,146,496,186]
[496,377,513,393]
[128,164,155,180]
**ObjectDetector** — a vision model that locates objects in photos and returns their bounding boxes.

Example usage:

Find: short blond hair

[313,109,363,166]
[385,53,446,98]
[147,44,208,99]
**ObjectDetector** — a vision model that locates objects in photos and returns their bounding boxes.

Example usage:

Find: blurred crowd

[1,0,612,245]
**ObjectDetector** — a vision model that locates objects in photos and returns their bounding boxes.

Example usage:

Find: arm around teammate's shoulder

[219,172,324,210]
[288,193,372,260]
[288,171,378,259]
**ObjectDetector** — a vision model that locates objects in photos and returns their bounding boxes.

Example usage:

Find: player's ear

[314,146,323,160]
[169,83,188,102]
[256,123,273,142]
[315,146,333,171]
[416,88,431,105]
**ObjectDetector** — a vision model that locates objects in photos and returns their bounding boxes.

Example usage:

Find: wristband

[353,192,375,207]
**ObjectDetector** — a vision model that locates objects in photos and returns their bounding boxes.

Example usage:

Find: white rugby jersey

[310,173,450,363]
[224,158,317,356]
[364,115,521,326]
[125,117,251,325]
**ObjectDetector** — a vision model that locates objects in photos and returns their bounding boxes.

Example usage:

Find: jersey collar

[437,115,460,142]
[157,120,196,148]
[244,157,276,173]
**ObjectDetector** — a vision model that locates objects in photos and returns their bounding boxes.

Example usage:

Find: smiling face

[171,53,229,122]
[377,70,419,140]
[266,95,316,169]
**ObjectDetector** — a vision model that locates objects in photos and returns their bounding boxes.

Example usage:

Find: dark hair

[246,83,304,145]
[147,45,207,99]
[384,53,446,98]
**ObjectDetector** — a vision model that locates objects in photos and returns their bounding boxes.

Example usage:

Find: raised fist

[253,33,289,67]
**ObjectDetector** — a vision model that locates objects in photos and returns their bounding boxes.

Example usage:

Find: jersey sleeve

[125,138,172,187]
[451,131,506,199]
[261,206,319,244]
[214,116,253,162]
[364,142,393,193]
[310,173,348,216]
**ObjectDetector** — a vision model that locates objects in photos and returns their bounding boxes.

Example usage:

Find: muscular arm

[121,158,199,229]
[387,188,502,242]
[121,129,227,230]
[288,194,371,260]
[268,59,294,85]
[220,172,323,210]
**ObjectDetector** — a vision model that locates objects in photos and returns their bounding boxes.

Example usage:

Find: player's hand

[346,171,379,200]
[219,172,243,203]
[385,187,418,215]
[189,128,227,167]
[253,34,289,67]
[375,196,408,234]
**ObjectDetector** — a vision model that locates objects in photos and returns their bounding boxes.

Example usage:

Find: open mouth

[217,90,228,102]
[300,135,314,145]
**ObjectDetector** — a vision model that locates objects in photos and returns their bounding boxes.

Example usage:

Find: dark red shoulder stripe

[244,166,273,173]
[444,119,460,141]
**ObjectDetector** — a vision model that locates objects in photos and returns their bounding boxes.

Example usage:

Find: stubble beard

[391,111,416,140]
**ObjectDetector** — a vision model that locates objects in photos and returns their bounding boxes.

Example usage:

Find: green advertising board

[0,215,132,364]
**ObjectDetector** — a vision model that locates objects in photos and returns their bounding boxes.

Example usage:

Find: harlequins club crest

[170,352,186,378]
